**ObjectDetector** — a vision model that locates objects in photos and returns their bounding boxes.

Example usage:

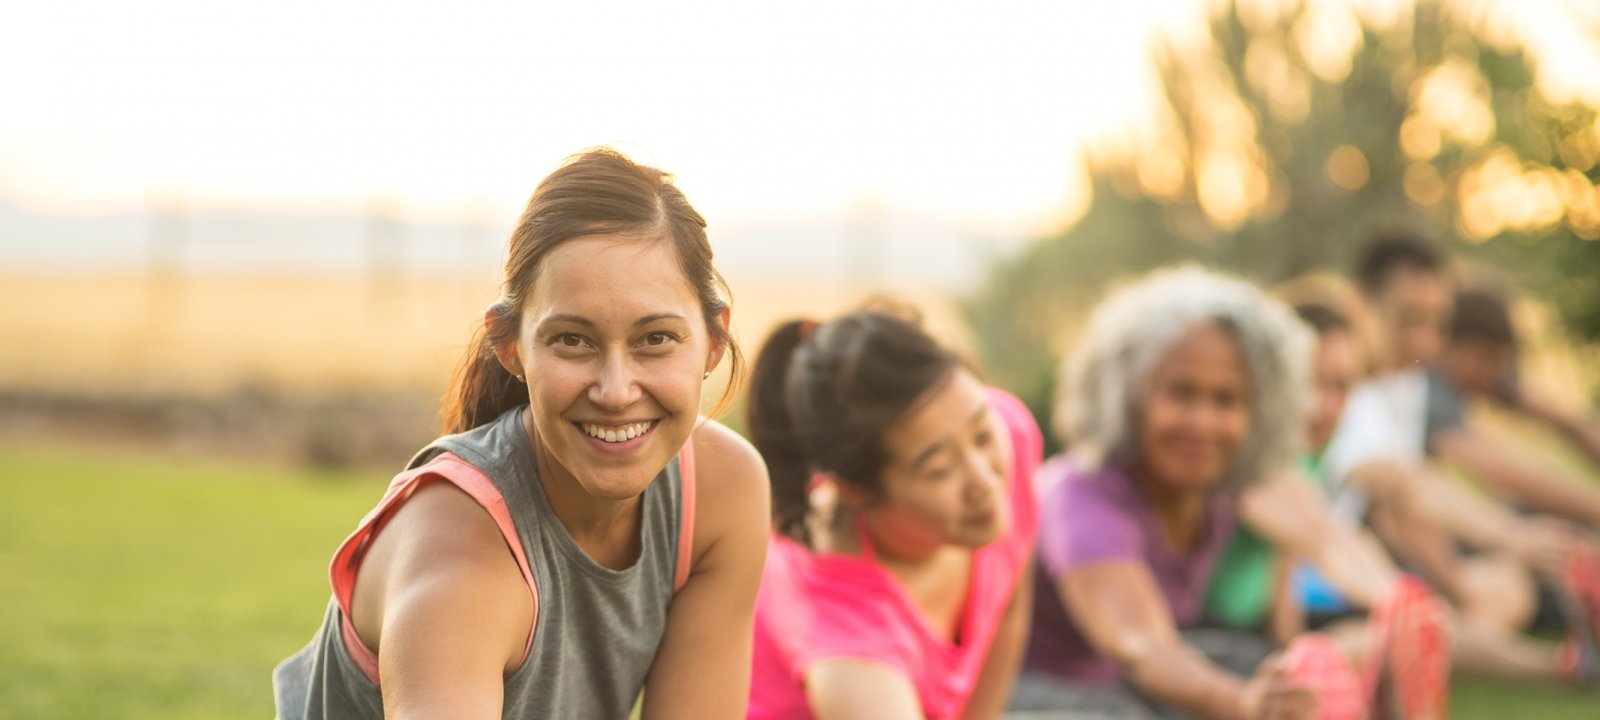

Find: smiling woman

[271,148,770,720]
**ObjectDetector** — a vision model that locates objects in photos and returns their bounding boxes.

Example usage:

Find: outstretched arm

[1434,428,1600,526]
[1059,562,1314,720]
[1512,390,1600,470]
[1239,473,1401,610]
[641,422,771,720]
[961,561,1033,718]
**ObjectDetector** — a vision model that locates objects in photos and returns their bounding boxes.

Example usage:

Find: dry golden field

[0,272,967,406]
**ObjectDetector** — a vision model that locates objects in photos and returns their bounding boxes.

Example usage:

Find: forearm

[1462,457,1600,525]
[1519,394,1600,468]
[1369,504,1467,605]
[1305,528,1400,610]
[1124,642,1250,720]
[962,570,1032,719]
[1554,415,1600,469]
[1267,555,1303,646]
[1406,472,1523,552]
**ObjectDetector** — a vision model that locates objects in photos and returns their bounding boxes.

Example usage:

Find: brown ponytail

[440,302,524,435]
[439,148,742,434]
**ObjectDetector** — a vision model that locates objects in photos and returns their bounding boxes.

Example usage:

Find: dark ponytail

[438,148,743,434]
[745,310,962,546]
[746,320,817,544]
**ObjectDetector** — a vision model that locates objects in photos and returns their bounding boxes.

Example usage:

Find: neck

[1134,465,1209,550]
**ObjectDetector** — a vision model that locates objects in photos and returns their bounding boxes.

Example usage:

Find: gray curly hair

[1055,265,1312,491]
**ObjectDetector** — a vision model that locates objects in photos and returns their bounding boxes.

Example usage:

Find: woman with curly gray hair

[1009,266,1449,720]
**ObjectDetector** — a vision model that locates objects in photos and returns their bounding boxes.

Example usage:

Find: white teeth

[581,421,652,443]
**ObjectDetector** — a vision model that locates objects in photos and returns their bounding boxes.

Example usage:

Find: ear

[831,474,873,510]
[705,306,732,376]
[485,305,524,378]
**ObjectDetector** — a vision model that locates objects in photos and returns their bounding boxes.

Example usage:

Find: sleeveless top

[747,388,1042,719]
[272,406,697,719]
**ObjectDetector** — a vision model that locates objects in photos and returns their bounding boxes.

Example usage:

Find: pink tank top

[746,388,1042,719]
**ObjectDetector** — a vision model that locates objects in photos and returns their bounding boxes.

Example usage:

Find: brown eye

[645,332,672,346]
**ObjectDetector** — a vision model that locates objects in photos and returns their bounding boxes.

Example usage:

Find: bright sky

[2,1,1594,253]
[0,0,1206,238]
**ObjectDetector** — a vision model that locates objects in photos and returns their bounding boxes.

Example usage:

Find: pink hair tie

[799,320,817,341]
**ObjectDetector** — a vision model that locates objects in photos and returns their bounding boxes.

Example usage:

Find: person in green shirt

[1205,291,1600,687]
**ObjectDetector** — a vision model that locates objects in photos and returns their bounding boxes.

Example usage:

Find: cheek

[526,362,583,402]
[1139,395,1178,441]
[890,484,963,529]
[1223,407,1251,447]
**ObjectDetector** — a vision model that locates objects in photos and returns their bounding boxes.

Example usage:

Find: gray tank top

[272,406,688,718]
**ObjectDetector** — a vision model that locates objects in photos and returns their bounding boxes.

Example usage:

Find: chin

[954,513,1007,548]
[576,469,659,501]
[961,527,1003,548]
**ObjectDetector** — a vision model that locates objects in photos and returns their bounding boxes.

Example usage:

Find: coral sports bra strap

[328,452,539,685]
[674,440,697,592]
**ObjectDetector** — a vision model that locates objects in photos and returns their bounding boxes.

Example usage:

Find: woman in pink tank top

[743,305,1043,719]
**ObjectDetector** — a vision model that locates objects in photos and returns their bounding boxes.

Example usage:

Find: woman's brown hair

[440,148,741,434]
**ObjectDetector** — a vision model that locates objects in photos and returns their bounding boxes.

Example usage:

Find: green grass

[0,446,380,719]
[2,445,1597,718]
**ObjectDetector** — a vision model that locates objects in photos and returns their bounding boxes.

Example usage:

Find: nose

[960,446,1005,505]
[588,352,643,410]
[1181,398,1224,434]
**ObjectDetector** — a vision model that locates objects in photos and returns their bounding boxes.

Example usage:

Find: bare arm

[1513,391,1600,470]
[1059,562,1313,720]
[1239,475,1400,610]
[353,482,533,720]
[1435,428,1600,525]
[1266,553,1302,647]
[961,559,1034,719]
[641,421,771,720]
[806,660,924,720]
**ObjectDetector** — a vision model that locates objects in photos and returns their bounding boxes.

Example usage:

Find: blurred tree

[965,0,1600,444]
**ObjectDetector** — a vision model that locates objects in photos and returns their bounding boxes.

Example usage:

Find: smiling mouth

[576,420,657,444]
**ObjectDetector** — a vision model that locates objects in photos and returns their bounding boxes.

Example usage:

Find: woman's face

[1136,322,1251,492]
[507,234,721,500]
[867,369,1013,550]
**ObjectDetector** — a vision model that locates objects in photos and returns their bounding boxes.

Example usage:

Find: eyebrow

[909,401,990,469]
[538,313,688,329]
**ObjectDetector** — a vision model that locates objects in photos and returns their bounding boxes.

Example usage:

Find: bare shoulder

[352,480,531,666]
[381,481,518,570]
[684,419,764,486]
[683,418,771,565]
[689,418,770,506]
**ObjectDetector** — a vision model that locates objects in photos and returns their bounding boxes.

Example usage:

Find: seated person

[743,307,1042,720]
[1430,288,1600,520]
[1208,293,1600,688]
[1015,266,1448,720]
